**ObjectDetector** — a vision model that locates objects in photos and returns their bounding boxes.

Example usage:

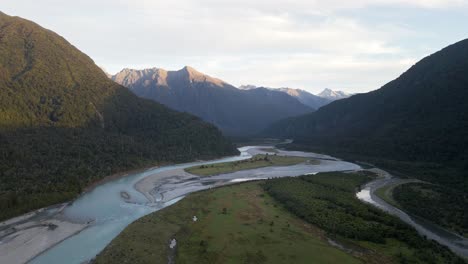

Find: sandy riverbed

[1,146,354,264]
[134,168,195,203]
[0,208,88,264]
[132,148,350,207]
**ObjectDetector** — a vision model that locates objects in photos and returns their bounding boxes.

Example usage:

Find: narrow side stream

[356,168,468,258]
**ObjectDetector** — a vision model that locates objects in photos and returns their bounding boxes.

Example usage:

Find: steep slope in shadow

[112,67,313,136]
[265,38,468,190]
[0,12,237,221]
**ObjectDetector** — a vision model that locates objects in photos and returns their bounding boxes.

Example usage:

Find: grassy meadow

[96,172,465,264]
[95,181,360,264]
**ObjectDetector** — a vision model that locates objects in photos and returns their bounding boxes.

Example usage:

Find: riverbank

[132,147,343,206]
[0,163,169,264]
[97,171,465,263]
[374,179,421,208]
[83,164,162,194]
[96,181,363,264]
[0,203,89,264]
[357,169,468,259]
[0,153,246,264]
[394,182,468,239]
[1,146,361,264]
[83,151,243,195]
[134,168,194,203]
[185,154,314,176]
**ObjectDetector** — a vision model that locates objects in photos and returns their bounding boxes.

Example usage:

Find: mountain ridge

[317,88,352,100]
[240,85,349,108]
[0,12,237,220]
[264,38,468,190]
[277,87,332,109]
[112,67,313,136]
[113,66,230,89]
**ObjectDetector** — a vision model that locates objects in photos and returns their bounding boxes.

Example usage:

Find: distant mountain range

[278,88,332,109]
[239,85,327,108]
[317,88,353,100]
[112,68,314,136]
[239,85,352,106]
[264,38,468,191]
[0,12,236,220]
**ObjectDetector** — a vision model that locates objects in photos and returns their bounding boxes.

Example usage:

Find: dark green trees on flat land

[264,172,465,263]
[393,182,468,238]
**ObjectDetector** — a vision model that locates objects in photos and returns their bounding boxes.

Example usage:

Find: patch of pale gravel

[0,219,87,264]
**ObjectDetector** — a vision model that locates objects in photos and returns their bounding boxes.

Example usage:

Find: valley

[111,68,349,136]
[0,146,359,263]
[96,162,466,263]
[0,5,467,264]
[2,145,465,263]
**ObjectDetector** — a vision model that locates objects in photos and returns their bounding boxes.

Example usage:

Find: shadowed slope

[112,67,313,136]
[265,39,468,190]
[0,12,237,220]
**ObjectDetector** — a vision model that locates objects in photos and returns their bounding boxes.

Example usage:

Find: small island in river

[185,154,317,177]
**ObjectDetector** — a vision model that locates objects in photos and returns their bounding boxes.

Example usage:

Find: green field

[185,154,315,176]
[95,182,361,264]
[96,172,464,264]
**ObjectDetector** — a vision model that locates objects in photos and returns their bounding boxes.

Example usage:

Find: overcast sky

[2,0,468,93]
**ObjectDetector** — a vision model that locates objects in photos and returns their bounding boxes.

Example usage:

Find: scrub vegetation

[96,182,361,264]
[374,184,400,208]
[264,172,464,263]
[393,182,468,238]
[96,172,464,263]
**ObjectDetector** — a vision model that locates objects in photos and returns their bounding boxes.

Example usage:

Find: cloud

[1,0,467,93]
[134,0,468,14]
[184,53,417,93]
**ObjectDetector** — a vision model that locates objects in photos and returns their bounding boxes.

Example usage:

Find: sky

[2,0,468,94]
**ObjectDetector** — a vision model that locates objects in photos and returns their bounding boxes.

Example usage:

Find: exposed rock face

[277,88,331,109]
[113,66,228,89]
[112,67,313,136]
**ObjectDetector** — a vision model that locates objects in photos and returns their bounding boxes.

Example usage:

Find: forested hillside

[0,12,237,221]
[265,39,468,191]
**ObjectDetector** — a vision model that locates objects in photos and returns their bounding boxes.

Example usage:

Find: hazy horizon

[2,0,468,94]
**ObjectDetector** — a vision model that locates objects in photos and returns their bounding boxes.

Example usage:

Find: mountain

[265,39,468,190]
[239,85,334,110]
[0,12,237,220]
[277,88,332,109]
[112,68,313,136]
[317,88,352,100]
[238,84,258,90]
